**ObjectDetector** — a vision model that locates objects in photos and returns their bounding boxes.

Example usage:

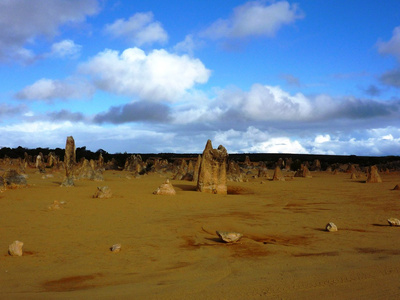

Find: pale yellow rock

[8,240,23,256]
[216,231,243,243]
[326,222,338,232]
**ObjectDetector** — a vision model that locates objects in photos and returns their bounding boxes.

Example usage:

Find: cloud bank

[0,0,99,62]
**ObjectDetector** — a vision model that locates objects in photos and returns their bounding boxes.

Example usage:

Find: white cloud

[104,12,168,46]
[209,84,313,122]
[377,26,400,62]
[50,39,82,58]
[80,47,211,102]
[0,0,99,63]
[314,134,331,143]
[15,78,95,101]
[201,0,303,40]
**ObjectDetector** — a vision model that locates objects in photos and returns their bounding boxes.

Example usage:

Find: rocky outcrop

[227,160,243,182]
[272,166,285,181]
[366,165,382,183]
[124,155,144,175]
[153,179,176,195]
[75,158,104,181]
[197,140,228,194]
[61,136,76,187]
[295,164,312,178]
[192,155,201,182]
[3,169,27,188]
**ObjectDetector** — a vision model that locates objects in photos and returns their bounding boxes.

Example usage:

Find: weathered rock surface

[326,222,338,232]
[93,186,113,198]
[197,140,228,194]
[387,218,400,226]
[61,136,76,187]
[8,240,23,256]
[3,169,27,188]
[295,164,312,178]
[272,166,285,181]
[75,158,104,181]
[153,179,176,195]
[216,231,243,243]
[366,165,382,183]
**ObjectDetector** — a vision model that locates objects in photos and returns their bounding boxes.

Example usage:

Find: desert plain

[1,164,400,299]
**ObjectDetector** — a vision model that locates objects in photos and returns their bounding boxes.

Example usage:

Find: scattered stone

[197,140,228,194]
[366,165,382,183]
[393,184,400,190]
[387,218,400,226]
[48,200,65,210]
[326,222,338,232]
[110,244,122,253]
[216,231,243,243]
[93,186,113,199]
[153,179,176,195]
[8,241,23,256]
[295,164,312,178]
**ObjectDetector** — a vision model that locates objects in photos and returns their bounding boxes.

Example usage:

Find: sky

[1,0,400,155]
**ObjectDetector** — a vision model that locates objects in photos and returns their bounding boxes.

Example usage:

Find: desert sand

[1,167,400,299]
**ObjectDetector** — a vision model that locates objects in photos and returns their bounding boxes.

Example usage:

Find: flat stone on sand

[326,222,338,232]
[110,244,122,253]
[216,231,243,243]
[387,218,400,226]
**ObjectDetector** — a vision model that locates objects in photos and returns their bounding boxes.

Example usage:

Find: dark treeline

[0,146,399,170]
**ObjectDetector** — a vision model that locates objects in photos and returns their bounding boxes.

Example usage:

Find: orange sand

[1,168,400,299]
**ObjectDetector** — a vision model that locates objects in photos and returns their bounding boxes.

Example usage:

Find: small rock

[93,186,112,199]
[216,231,243,243]
[387,218,400,226]
[8,241,23,256]
[326,222,338,232]
[48,200,63,210]
[393,184,400,190]
[110,244,121,253]
[153,179,176,195]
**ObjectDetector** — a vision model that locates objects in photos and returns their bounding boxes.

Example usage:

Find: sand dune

[1,168,400,299]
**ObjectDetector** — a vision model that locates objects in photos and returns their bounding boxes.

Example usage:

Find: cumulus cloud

[380,68,400,88]
[80,47,211,102]
[94,101,171,124]
[104,12,168,46]
[15,78,95,101]
[377,26,400,62]
[49,39,82,58]
[200,0,303,40]
[0,0,99,63]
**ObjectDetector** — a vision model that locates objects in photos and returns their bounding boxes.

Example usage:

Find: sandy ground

[1,167,400,299]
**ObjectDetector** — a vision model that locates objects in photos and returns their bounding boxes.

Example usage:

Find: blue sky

[1,0,400,155]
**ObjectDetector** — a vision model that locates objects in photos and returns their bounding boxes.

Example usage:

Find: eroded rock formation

[197,140,228,194]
